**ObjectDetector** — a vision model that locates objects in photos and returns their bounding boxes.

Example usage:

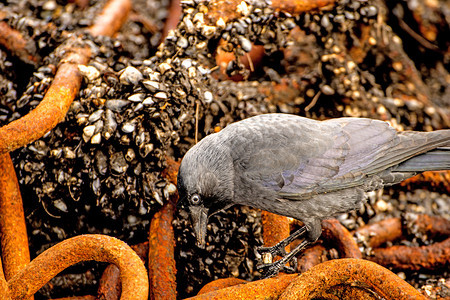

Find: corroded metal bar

[0,45,90,154]
[161,0,182,40]
[7,235,148,300]
[409,214,450,238]
[0,20,40,65]
[149,201,177,300]
[187,274,297,300]
[278,258,426,300]
[401,171,450,194]
[355,214,450,248]
[262,211,291,256]
[0,0,133,154]
[52,296,96,300]
[272,0,336,14]
[148,157,179,300]
[321,219,362,258]
[97,264,121,300]
[0,264,9,300]
[197,278,247,295]
[97,242,149,300]
[0,154,31,282]
[208,0,336,23]
[296,244,327,273]
[354,218,403,248]
[370,238,450,271]
[88,0,132,37]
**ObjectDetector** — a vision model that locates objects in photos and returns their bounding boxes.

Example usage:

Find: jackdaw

[177,113,450,277]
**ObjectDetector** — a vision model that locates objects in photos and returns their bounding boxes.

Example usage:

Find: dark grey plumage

[177,113,450,275]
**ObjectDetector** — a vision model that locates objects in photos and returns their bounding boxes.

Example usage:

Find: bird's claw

[257,257,297,278]
[257,227,308,259]
[288,257,298,271]
[257,244,287,257]
[257,260,284,278]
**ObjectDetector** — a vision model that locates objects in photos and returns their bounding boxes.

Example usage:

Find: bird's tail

[394,147,450,172]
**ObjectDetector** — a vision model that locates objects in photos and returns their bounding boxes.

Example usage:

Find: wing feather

[225,114,449,201]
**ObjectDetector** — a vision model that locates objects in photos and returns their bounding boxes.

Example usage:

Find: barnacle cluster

[7,0,294,249]
[1,0,448,297]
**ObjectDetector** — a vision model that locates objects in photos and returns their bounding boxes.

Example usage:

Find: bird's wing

[234,117,403,200]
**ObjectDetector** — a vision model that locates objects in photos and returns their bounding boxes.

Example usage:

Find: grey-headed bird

[177,113,450,277]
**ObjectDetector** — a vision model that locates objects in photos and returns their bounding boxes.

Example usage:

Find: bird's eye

[190,194,201,205]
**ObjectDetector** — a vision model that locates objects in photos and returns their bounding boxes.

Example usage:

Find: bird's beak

[189,205,209,249]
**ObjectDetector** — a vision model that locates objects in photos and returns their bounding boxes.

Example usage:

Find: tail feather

[394,147,450,172]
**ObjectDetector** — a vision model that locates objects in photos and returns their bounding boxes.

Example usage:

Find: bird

[176,113,450,277]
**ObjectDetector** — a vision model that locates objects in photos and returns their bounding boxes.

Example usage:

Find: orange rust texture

[0,270,9,300]
[271,0,336,14]
[0,0,132,155]
[197,278,247,295]
[97,242,149,300]
[87,0,132,37]
[0,154,31,281]
[7,235,149,300]
[162,156,181,185]
[0,257,4,279]
[401,171,450,194]
[0,46,91,155]
[355,217,403,248]
[207,0,243,23]
[321,219,361,258]
[369,237,450,271]
[162,0,182,40]
[410,214,450,239]
[0,21,40,65]
[261,211,291,256]
[297,243,327,273]
[355,215,450,249]
[97,264,121,300]
[208,0,336,23]
[149,202,177,300]
[315,284,381,299]
[52,296,96,300]
[147,156,178,300]
[187,273,297,300]
[132,241,150,261]
[278,258,427,300]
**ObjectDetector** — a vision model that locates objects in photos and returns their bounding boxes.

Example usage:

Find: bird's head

[177,137,234,248]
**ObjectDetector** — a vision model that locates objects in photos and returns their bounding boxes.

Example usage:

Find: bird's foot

[257,239,310,278]
[256,226,308,258]
[257,244,287,258]
[257,257,297,278]
[257,260,285,278]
